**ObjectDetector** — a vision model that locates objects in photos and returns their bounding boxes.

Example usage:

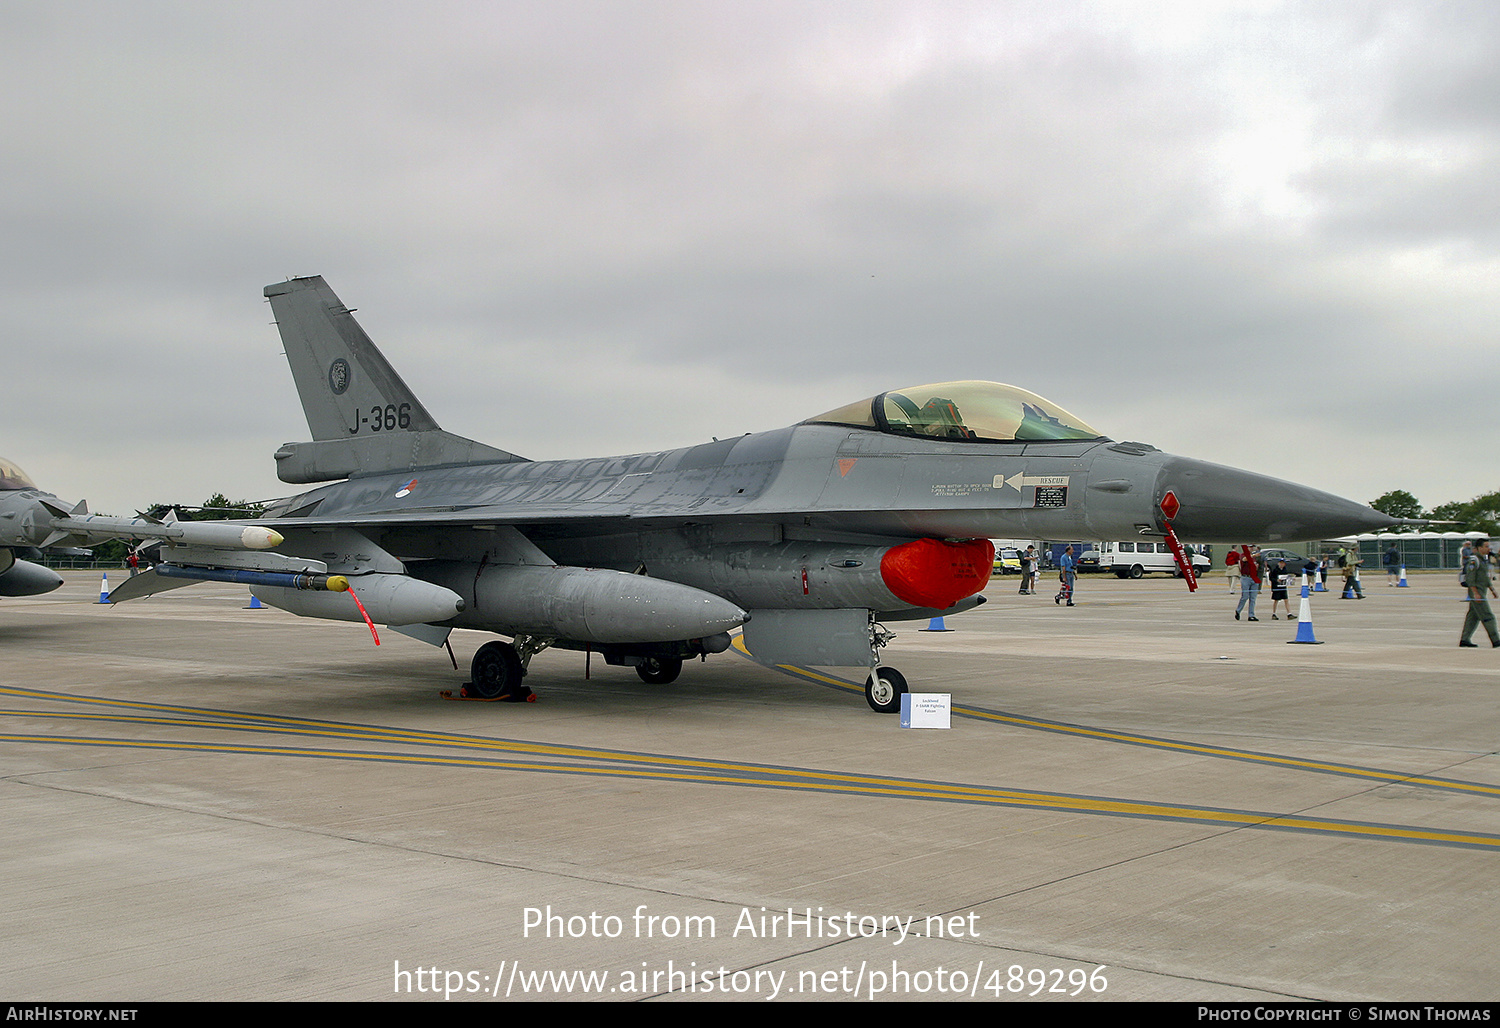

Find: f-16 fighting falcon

[0,456,283,598]
[0,457,67,598]
[106,277,1394,711]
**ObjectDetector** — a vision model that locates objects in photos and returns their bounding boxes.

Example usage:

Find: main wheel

[635,656,682,684]
[865,666,908,714]
[469,640,524,699]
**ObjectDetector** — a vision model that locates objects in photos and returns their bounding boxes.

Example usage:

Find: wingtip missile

[35,504,286,553]
[243,526,284,550]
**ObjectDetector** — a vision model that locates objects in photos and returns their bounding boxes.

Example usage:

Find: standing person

[1226,548,1241,594]
[1235,545,1263,621]
[1384,541,1402,585]
[1460,539,1476,588]
[1343,545,1365,599]
[1268,558,1292,619]
[1460,539,1499,648]
[1055,545,1076,607]
[1019,545,1037,595]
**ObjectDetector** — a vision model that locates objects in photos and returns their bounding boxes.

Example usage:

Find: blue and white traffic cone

[1314,567,1327,592]
[97,571,110,603]
[1397,566,1409,587]
[920,616,952,632]
[1288,574,1323,644]
[245,594,264,609]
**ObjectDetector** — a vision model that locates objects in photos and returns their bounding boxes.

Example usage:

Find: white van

[1098,540,1211,579]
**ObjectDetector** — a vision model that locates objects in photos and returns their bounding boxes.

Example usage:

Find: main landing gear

[635,656,683,685]
[464,640,533,701]
[464,636,686,699]
[864,666,908,714]
[463,634,904,713]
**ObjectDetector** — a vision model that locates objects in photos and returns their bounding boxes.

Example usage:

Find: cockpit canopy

[804,381,1104,443]
[0,457,38,491]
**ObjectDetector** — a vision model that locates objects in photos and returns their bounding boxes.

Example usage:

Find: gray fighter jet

[0,455,285,599]
[109,276,1394,711]
[0,458,67,597]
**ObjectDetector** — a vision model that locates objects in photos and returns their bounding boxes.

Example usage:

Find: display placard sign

[900,693,952,729]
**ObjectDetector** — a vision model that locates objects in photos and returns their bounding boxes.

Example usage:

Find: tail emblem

[328,358,351,395]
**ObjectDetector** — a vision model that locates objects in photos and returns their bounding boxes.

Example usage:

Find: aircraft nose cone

[1159,457,1395,542]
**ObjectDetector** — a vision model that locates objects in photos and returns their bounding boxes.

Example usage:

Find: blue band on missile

[155,565,335,591]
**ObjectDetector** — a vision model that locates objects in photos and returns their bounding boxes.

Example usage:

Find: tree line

[1370,490,1499,536]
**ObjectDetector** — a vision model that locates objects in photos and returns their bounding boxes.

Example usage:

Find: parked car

[992,547,1022,575]
[1044,542,1099,571]
[1099,540,1212,579]
[1257,549,1319,576]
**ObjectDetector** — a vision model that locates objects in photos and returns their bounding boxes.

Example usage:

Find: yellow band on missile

[326,576,350,592]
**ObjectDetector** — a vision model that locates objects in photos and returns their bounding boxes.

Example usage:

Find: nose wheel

[865,666,908,714]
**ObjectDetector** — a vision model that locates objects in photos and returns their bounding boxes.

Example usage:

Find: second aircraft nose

[1156,456,1395,542]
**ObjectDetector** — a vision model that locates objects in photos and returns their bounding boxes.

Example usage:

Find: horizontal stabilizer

[106,569,203,603]
[273,432,521,484]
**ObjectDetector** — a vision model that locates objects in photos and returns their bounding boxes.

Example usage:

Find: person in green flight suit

[1460,539,1499,648]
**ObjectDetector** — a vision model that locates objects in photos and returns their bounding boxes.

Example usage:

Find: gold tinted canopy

[0,457,38,491]
[806,381,1103,442]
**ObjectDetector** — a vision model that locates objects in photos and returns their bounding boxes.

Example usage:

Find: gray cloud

[1,1,1493,514]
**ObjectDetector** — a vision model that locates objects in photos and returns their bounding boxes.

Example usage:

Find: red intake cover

[879,538,995,610]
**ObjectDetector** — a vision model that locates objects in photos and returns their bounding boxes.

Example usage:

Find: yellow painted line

[6,731,1500,850]
[746,662,1500,798]
[956,707,1500,795]
[0,708,1117,802]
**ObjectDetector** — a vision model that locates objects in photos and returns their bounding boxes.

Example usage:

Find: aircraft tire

[1129,564,1144,579]
[865,666,908,714]
[470,641,524,699]
[636,657,682,685]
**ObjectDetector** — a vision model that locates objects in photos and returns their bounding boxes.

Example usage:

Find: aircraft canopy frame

[805,381,1104,443]
[0,458,38,492]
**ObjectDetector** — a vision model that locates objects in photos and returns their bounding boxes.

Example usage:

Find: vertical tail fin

[264,276,523,483]
[265,276,441,441]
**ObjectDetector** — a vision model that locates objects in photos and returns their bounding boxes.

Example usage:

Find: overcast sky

[3,1,1495,517]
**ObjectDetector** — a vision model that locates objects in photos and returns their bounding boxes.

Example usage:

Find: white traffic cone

[1288,573,1322,644]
